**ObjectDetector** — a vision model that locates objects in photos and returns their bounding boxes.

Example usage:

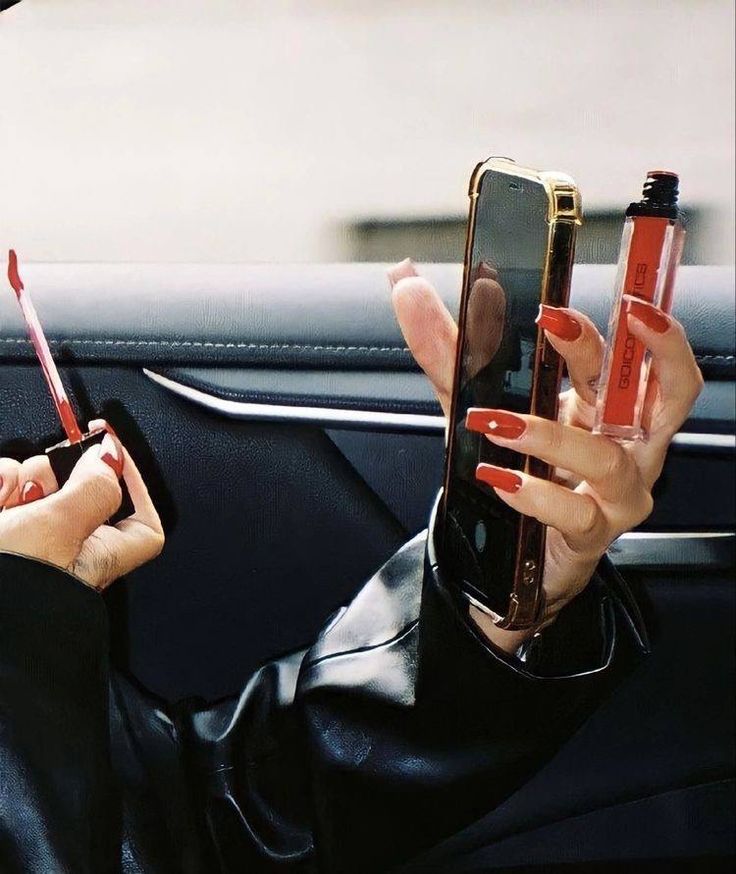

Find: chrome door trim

[670,433,734,450]
[608,531,735,569]
[143,368,735,450]
[143,369,446,433]
[144,369,734,568]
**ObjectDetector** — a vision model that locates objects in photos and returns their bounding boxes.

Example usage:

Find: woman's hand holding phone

[0,258,702,627]
[0,420,164,589]
[390,258,703,653]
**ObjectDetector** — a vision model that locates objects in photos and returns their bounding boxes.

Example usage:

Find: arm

[0,554,113,874]
[0,428,170,872]
[0,265,702,874]
[261,259,694,873]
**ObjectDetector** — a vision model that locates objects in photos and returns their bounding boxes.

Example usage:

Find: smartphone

[439,157,581,630]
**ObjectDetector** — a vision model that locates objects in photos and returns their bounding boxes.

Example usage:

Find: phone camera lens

[474,520,487,553]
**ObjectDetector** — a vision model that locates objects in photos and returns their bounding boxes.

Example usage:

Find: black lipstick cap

[45,430,135,526]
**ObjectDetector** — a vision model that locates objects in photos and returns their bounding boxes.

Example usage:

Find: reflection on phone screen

[443,169,549,615]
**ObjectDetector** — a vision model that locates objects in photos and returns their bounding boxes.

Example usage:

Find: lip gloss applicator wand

[7,249,134,519]
[8,249,85,444]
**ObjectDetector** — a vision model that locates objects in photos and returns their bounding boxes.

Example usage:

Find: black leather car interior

[0,261,733,869]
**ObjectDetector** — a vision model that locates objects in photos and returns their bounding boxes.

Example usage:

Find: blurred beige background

[1,0,733,263]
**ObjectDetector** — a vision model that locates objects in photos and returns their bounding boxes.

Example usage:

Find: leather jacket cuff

[0,551,108,679]
[0,551,106,651]
[418,498,649,698]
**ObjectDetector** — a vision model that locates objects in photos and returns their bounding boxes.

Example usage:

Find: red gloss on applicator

[8,250,84,443]
[6,250,134,521]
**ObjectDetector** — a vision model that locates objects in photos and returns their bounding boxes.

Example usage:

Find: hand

[389,259,703,652]
[0,421,165,589]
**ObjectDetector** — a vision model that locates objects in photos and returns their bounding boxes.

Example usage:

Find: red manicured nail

[625,299,671,333]
[466,408,527,439]
[536,305,582,342]
[387,258,418,288]
[21,481,44,504]
[476,464,523,493]
[100,435,124,478]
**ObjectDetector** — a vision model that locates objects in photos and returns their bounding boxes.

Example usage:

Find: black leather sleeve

[0,553,116,873]
[0,535,647,874]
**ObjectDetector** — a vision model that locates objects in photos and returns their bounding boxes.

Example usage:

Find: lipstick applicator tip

[8,249,24,295]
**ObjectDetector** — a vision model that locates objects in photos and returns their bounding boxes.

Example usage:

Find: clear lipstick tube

[594,171,685,441]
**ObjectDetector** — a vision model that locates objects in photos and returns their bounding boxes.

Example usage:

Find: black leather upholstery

[0,262,733,869]
[0,527,649,873]
[0,263,733,702]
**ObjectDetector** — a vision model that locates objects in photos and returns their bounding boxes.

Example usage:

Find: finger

[465,276,506,379]
[387,257,419,287]
[475,261,499,282]
[88,420,164,535]
[537,306,604,406]
[467,408,640,503]
[625,300,704,441]
[557,386,595,431]
[0,458,22,506]
[19,455,59,500]
[391,273,458,416]
[1,455,58,509]
[72,519,164,589]
[45,434,123,543]
[475,464,606,554]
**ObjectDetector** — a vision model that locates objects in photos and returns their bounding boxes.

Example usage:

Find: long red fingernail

[21,481,44,504]
[466,408,527,439]
[100,435,124,478]
[536,305,582,342]
[625,298,671,333]
[476,464,522,493]
[387,258,418,288]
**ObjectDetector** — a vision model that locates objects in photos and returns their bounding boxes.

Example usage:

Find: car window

[1,0,733,266]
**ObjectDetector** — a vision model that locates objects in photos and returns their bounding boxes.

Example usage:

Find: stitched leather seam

[0,337,411,353]
[1,336,733,364]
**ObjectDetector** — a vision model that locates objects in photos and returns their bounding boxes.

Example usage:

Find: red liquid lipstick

[594,171,685,441]
[7,250,133,520]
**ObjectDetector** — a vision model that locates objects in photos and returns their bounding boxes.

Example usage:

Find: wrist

[468,605,542,655]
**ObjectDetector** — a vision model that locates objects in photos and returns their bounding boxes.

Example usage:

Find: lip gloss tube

[7,250,134,522]
[594,171,685,441]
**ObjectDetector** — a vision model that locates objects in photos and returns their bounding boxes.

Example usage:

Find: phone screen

[441,167,552,616]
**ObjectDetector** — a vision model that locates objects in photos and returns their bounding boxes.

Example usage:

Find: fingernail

[466,408,526,439]
[476,464,523,493]
[536,305,583,342]
[100,434,124,478]
[476,261,498,280]
[88,419,117,438]
[21,480,44,504]
[625,298,671,333]
[387,258,418,288]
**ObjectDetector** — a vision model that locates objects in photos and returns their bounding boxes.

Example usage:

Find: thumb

[48,434,123,542]
[390,269,458,417]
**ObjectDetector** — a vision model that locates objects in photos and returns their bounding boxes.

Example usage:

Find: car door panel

[0,262,733,866]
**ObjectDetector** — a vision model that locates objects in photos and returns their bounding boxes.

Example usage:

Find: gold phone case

[444,157,582,630]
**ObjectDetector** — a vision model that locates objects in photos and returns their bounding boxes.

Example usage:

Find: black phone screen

[441,167,552,616]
